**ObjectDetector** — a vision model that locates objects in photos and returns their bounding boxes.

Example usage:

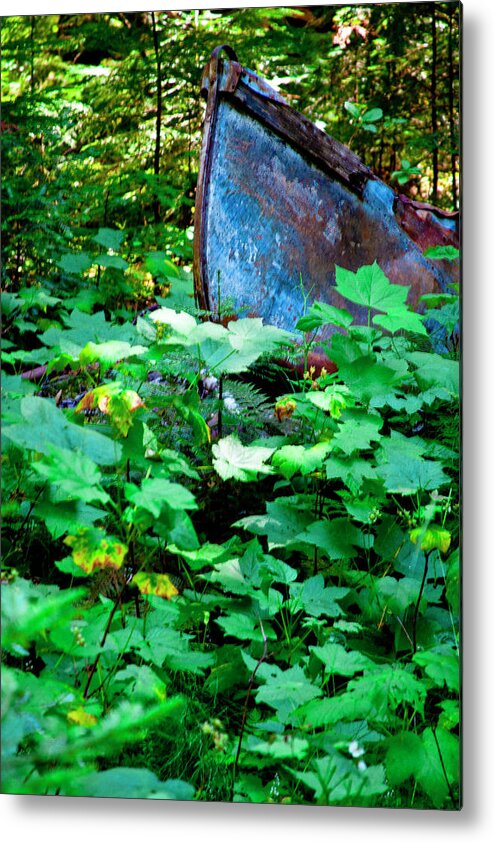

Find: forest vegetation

[1,4,460,807]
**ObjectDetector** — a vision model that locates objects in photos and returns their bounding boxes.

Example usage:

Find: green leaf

[377,454,449,494]
[415,727,459,807]
[79,340,146,370]
[413,646,460,693]
[296,520,361,560]
[310,642,372,676]
[296,300,353,332]
[125,478,197,518]
[3,396,122,466]
[289,574,349,618]
[344,101,362,119]
[385,732,425,785]
[291,752,387,805]
[35,500,105,539]
[113,664,167,703]
[335,263,409,313]
[235,498,314,549]
[32,444,110,506]
[332,409,383,455]
[410,524,451,553]
[406,352,459,397]
[95,254,129,271]
[58,252,92,275]
[423,245,460,261]
[256,665,322,722]
[272,441,332,479]
[373,308,427,336]
[145,251,179,278]
[336,355,404,403]
[67,768,194,800]
[362,107,383,122]
[92,227,124,251]
[1,578,87,651]
[216,612,273,642]
[212,435,275,482]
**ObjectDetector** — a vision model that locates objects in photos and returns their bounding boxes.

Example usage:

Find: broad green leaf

[291,752,387,805]
[1,578,87,651]
[148,306,197,342]
[413,646,460,693]
[335,262,409,312]
[296,300,353,332]
[362,107,383,122]
[337,355,403,403]
[212,435,275,482]
[272,441,332,479]
[423,245,460,261]
[32,444,110,506]
[310,642,372,676]
[235,499,314,549]
[289,574,350,617]
[415,727,459,808]
[256,665,322,722]
[18,287,62,311]
[145,251,179,278]
[168,542,229,571]
[373,308,427,336]
[385,732,425,785]
[95,254,128,271]
[344,101,362,119]
[325,454,378,494]
[377,454,449,494]
[406,352,459,397]
[3,396,122,466]
[244,734,309,761]
[125,477,197,518]
[375,576,421,613]
[216,612,273,642]
[66,767,194,800]
[307,384,351,418]
[79,340,146,370]
[58,252,92,275]
[332,409,383,455]
[35,500,105,539]
[92,227,124,251]
[296,519,361,559]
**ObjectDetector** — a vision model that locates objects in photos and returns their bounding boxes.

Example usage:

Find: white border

[2,1,492,839]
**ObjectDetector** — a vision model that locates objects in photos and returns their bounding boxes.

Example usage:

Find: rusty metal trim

[194,46,238,313]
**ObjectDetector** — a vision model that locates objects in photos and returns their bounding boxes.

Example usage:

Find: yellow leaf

[130,572,179,599]
[410,525,451,554]
[67,707,98,727]
[65,528,128,574]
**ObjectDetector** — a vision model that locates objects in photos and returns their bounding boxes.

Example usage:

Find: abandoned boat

[193,46,459,337]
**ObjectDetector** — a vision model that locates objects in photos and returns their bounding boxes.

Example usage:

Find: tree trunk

[431,5,439,203]
[151,12,163,224]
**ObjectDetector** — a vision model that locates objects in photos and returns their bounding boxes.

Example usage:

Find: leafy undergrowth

[1,252,460,807]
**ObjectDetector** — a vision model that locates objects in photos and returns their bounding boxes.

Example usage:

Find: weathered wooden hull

[194,46,459,337]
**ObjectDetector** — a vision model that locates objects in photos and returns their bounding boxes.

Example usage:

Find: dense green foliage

[1,5,460,808]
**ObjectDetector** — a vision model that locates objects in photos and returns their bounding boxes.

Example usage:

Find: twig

[233,620,268,783]
[432,726,458,808]
[412,550,431,653]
